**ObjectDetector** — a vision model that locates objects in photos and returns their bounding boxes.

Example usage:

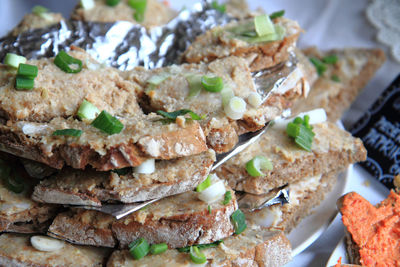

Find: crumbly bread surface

[0,233,110,267]
[71,0,176,28]
[215,121,366,194]
[182,17,302,72]
[106,226,292,267]
[48,185,237,249]
[292,47,385,121]
[11,12,64,36]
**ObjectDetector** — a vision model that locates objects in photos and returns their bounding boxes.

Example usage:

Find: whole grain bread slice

[32,149,215,206]
[106,225,292,267]
[0,233,111,267]
[10,11,64,36]
[215,121,366,194]
[0,48,208,170]
[291,47,386,122]
[47,184,237,249]
[182,16,302,72]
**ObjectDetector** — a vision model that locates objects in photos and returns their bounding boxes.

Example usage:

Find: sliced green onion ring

[129,238,150,260]
[196,175,211,192]
[4,53,27,68]
[201,75,224,92]
[231,209,247,235]
[222,191,232,205]
[106,0,121,6]
[150,243,168,255]
[52,129,83,137]
[245,155,273,177]
[54,50,83,74]
[254,14,275,36]
[91,110,124,135]
[129,0,147,22]
[177,240,223,253]
[224,96,246,120]
[322,54,338,64]
[190,246,207,264]
[269,10,285,20]
[81,0,95,10]
[15,77,34,90]
[186,74,203,98]
[17,64,38,79]
[77,99,100,121]
[147,73,170,86]
[309,57,327,76]
[32,5,49,15]
[211,1,226,13]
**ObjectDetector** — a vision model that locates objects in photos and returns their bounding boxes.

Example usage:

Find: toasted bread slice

[106,226,292,267]
[0,49,207,170]
[32,149,215,205]
[182,17,301,72]
[0,233,110,267]
[244,171,337,233]
[291,47,385,121]
[123,56,308,153]
[215,121,366,194]
[47,185,237,248]
[11,12,64,36]
[71,0,176,28]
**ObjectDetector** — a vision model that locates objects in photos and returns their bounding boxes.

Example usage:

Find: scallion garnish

[156,109,205,124]
[81,0,95,10]
[147,73,170,86]
[309,57,327,76]
[208,205,212,214]
[201,75,224,92]
[15,77,34,90]
[17,64,38,79]
[254,14,275,36]
[245,155,273,177]
[52,129,83,137]
[269,10,285,19]
[4,53,27,68]
[186,74,203,98]
[128,0,147,22]
[322,54,338,65]
[211,1,226,13]
[177,240,223,253]
[32,5,49,15]
[91,110,124,135]
[190,246,207,264]
[54,50,83,74]
[286,115,315,152]
[196,175,211,192]
[331,74,340,82]
[231,209,247,235]
[106,0,121,6]
[222,191,232,205]
[129,238,150,260]
[77,99,100,121]
[149,243,168,255]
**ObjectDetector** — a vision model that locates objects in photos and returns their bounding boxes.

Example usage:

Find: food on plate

[71,0,177,28]
[292,47,386,121]
[338,191,400,267]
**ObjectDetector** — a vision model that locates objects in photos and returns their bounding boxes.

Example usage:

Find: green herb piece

[211,1,226,13]
[269,10,285,19]
[54,50,83,74]
[129,238,150,260]
[196,175,211,192]
[15,77,34,90]
[190,246,207,264]
[245,155,273,177]
[77,99,100,121]
[254,14,275,36]
[331,74,341,82]
[32,5,49,15]
[52,129,83,137]
[309,57,327,76]
[17,64,38,79]
[322,54,338,64]
[149,243,168,255]
[222,191,232,205]
[201,75,224,92]
[4,53,27,69]
[286,115,315,152]
[208,205,212,214]
[177,240,223,253]
[156,109,205,124]
[91,110,124,135]
[231,209,247,235]
[186,74,203,98]
[128,0,147,22]
[106,0,121,6]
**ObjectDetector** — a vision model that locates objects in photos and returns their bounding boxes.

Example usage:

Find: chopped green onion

[231,209,247,235]
[222,191,232,205]
[156,109,205,124]
[190,246,207,264]
[245,155,273,177]
[147,73,170,86]
[4,53,27,68]
[309,57,327,76]
[220,86,234,106]
[52,129,83,137]
[129,0,147,22]
[286,115,315,152]
[254,14,275,36]
[322,54,338,65]
[186,74,203,98]
[129,238,150,260]
[91,110,124,135]
[54,50,83,74]
[201,75,224,92]
[32,5,49,15]
[77,100,100,121]
[149,243,168,255]
[196,175,211,192]
[331,74,340,82]
[208,205,212,214]
[17,64,38,79]
[112,167,131,176]
[106,0,121,6]
[15,77,34,90]
[269,10,285,20]
[211,1,226,13]
[81,0,95,10]
[177,240,223,253]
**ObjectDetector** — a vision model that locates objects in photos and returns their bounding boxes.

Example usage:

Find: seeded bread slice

[32,149,215,206]
[215,121,366,194]
[0,233,110,267]
[182,17,301,72]
[47,185,237,249]
[291,47,386,121]
[0,48,207,170]
[106,226,292,267]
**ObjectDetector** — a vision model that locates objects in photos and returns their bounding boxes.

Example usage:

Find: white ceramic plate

[326,236,347,266]
[287,165,352,257]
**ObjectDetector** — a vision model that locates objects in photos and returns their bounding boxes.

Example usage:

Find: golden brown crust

[11,12,64,36]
